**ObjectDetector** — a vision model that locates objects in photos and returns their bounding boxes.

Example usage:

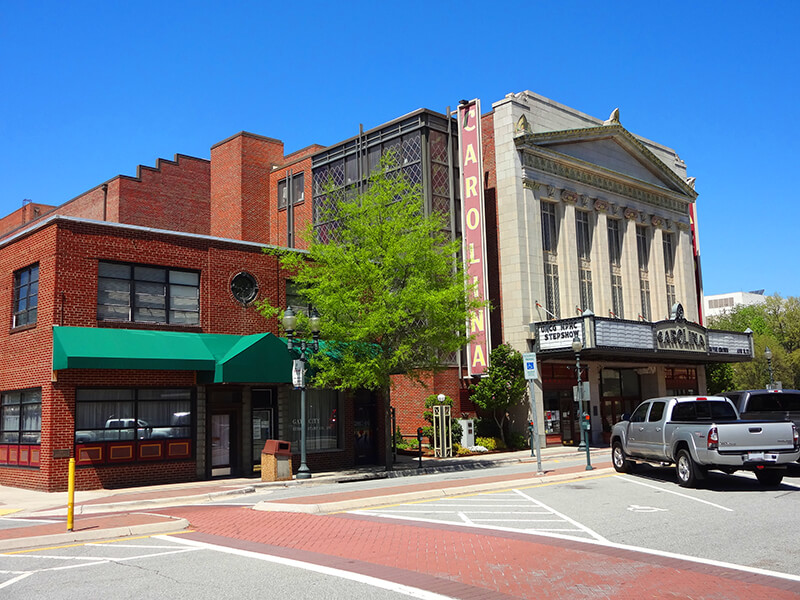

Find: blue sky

[1,1,798,297]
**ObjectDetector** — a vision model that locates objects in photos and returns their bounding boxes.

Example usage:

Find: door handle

[656,427,662,432]
[638,427,645,431]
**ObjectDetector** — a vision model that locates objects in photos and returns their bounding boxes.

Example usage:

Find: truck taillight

[793,424,799,449]
[707,426,719,450]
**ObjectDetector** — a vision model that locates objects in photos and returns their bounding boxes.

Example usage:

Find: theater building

[483,91,752,443]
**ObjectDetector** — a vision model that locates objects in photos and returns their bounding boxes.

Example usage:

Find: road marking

[512,489,608,542]
[0,572,32,590]
[627,505,667,513]
[0,510,21,517]
[614,476,734,511]
[159,535,457,600]
[0,516,61,523]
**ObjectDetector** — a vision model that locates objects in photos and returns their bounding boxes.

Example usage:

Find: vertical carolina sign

[458,99,491,377]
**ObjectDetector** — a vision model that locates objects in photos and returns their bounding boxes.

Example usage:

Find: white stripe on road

[614,476,734,511]
[512,489,609,542]
[0,572,32,590]
[159,535,456,600]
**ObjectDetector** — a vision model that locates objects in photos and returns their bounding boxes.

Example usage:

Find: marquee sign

[458,99,491,376]
[654,320,707,353]
[537,321,584,351]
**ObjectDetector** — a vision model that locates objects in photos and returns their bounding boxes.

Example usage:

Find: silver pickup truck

[611,396,800,487]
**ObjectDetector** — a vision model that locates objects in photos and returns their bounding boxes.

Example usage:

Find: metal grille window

[97,262,200,325]
[607,219,622,266]
[13,264,38,328]
[640,277,651,321]
[541,202,559,254]
[544,261,561,319]
[611,272,624,318]
[636,227,649,271]
[576,211,592,260]
[0,389,41,445]
[663,232,675,276]
[579,267,594,313]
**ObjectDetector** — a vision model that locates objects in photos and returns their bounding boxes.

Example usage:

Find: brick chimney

[210,132,285,243]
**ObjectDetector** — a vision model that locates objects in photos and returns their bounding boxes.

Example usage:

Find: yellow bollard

[67,458,75,532]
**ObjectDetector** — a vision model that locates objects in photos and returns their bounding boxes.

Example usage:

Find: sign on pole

[292,359,305,389]
[522,352,538,380]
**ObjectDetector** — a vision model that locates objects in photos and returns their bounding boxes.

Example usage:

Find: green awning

[52,326,293,384]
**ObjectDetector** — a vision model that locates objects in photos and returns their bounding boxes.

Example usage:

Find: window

[611,273,624,319]
[231,272,259,306]
[579,268,593,313]
[636,227,649,271]
[607,219,622,266]
[541,202,559,254]
[0,389,41,444]
[630,402,649,423]
[666,282,676,313]
[13,264,39,328]
[97,262,199,325]
[288,388,341,450]
[648,401,666,422]
[277,173,305,211]
[75,388,192,443]
[286,280,311,316]
[640,278,651,321]
[662,232,675,276]
[544,262,560,319]
[576,211,592,260]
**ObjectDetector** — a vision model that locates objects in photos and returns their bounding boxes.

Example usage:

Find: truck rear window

[748,392,800,412]
[672,401,737,421]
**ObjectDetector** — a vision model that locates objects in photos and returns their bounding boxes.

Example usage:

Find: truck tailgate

[717,422,796,452]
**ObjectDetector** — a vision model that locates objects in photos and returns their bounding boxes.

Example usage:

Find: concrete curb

[0,516,190,552]
[253,466,615,514]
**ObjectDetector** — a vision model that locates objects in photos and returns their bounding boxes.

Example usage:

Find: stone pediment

[515,124,696,199]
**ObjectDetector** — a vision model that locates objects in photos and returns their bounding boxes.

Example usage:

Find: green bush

[507,433,529,450]
[475,436,496,451]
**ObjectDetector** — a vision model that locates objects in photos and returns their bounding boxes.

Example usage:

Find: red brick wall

[390,368,470,437]
[210,132,285,243]
[269,154,315,250]
[0,202,57,239]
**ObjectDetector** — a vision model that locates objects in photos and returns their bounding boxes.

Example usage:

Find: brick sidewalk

[166,505,800,600]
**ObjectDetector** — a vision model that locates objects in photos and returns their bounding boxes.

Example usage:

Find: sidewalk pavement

[0,445,604,551]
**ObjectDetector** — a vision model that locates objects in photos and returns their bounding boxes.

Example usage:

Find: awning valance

[52,326,293,384]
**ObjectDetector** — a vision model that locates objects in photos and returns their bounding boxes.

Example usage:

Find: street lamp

[572,334,593,471]
[282,306,321,480]
[765,346,774,388]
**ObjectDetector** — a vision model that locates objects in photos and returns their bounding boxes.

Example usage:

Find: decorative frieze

[520,151,690,215]
[594,199,610,212]
[561,190,578,204]
[624,207,639,220]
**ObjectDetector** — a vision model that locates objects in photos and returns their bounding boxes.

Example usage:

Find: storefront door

[354,391,377,465]
[210,412,233,476]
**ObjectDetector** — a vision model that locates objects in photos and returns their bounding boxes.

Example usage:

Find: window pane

[170,270,199,286]
[1,404,20,432]
[134,307,166,322]
[277,179,288,210]
[135,281,166,308]
[292,173,305,204]
[99,262,130,278]
[134,266,166,283]
[170,310,199,325]
[98,305,131,320]
[288,388,340,450]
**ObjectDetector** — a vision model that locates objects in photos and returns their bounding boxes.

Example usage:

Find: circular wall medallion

[231,272,258,305]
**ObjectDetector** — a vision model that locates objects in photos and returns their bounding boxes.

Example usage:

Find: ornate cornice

[520,150,691,215]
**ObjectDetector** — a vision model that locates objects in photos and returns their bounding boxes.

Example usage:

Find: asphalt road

[351,464,800,577]
[0,536,445,599]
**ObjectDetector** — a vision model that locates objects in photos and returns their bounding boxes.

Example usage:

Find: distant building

[704,290,767,318]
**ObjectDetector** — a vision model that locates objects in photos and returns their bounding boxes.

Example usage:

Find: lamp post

[572,334,593,471]
[765,346,774,388]
[282,306,321,480]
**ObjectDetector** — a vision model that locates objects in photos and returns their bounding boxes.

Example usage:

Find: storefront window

[288,388,341,451]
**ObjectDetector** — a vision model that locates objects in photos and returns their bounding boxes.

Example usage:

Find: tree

[258,153,484,466]
[469,344,527,444]
[707,294,800,390]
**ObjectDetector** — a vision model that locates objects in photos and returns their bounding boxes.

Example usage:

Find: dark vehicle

[723,389,800,461]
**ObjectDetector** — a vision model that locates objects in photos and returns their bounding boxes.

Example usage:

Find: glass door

[211,413,231,476]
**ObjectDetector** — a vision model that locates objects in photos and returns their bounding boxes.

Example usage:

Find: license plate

[747,452,778,462]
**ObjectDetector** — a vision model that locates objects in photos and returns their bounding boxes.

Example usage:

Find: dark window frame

[0,388,42,445]
[97,261,200,325]
[13,263,39,328]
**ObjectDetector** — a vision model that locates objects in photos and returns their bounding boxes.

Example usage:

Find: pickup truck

[723,389,800,462]
[611,396,800,487]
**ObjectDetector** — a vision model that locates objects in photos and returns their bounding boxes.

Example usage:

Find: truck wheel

[675,449,704,488]
[754,469,783,487]
[612,442,634,473]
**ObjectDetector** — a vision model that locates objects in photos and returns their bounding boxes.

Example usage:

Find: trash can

[261,440,292,482]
